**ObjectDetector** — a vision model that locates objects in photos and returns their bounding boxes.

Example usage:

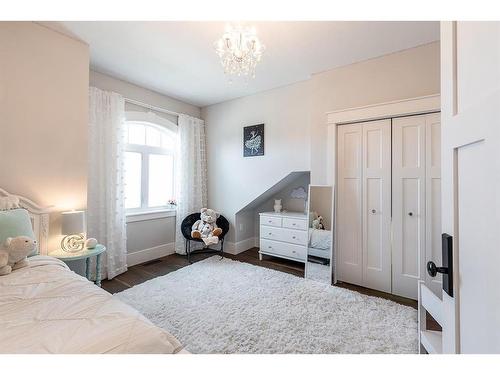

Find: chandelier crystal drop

[214,24,265,80]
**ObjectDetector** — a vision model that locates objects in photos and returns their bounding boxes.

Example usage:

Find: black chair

[180,213,230,263]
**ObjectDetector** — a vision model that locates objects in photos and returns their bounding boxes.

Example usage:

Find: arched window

[124,113,177,212]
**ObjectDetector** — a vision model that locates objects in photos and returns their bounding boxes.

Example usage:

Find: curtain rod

[124,97,182,117]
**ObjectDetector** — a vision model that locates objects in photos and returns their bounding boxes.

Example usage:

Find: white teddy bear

[191,208,222,245]
[0,236,37,276]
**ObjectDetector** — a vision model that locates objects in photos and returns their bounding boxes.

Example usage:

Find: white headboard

[0,188,50,255]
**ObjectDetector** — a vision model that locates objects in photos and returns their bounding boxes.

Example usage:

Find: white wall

[311,42,441,184]
[202,80,311,243]
[0,22,89,250]
[90,70,201,120]
[90,71,201,263]
[202,42,440,249]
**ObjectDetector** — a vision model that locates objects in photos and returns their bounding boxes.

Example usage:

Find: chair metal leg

[220,239,224,260]
[187,240,192,264]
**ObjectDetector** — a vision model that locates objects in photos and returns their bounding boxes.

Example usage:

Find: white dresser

[259,212,308,263]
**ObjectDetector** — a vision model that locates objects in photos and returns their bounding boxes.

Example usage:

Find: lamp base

[61,234,85,253]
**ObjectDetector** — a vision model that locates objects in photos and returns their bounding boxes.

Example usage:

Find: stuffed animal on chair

[191,208,222,245]
[0,236,37,276]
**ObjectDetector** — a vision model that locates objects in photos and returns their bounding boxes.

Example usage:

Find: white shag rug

[116,256,418,354]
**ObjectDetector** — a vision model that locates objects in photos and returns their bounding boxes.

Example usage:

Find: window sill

[126,209,176,223]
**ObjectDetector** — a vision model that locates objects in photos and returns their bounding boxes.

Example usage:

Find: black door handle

[427,261,448,277]
[429,233,454,297]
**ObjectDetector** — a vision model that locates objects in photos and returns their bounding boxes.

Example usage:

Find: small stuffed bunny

[0,236,37,276]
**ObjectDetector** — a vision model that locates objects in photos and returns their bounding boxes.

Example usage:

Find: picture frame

[243,123,264,157]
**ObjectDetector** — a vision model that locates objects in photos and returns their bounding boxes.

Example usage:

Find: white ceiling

[46,21,439,107]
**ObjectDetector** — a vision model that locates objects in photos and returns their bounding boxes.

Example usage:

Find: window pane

[124,152,142,209]
[146,126,161,147]
[128,123,145,145]
[148,154,174,207]
[161,132,176,149]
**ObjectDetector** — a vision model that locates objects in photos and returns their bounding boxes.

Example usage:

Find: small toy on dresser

[191,208,223,246]
[0,236,36,276]
[273,199,282,213]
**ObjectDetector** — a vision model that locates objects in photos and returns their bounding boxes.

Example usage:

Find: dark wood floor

[103,247,441,331]
[102,247,415,308]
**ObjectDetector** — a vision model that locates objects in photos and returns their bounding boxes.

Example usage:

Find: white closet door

[424,113,442,296]
[392,115,426,299]
[337,123,363,285]
[362,120,392,293]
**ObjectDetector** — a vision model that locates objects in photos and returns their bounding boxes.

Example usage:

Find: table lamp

[61,210,86,252]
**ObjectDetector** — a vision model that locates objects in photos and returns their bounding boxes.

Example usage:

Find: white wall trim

[127,242,175,267]
[327,94,440,125]
[224,237,257,255]
[126,209,176,223]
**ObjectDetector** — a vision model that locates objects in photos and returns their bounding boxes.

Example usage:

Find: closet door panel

[337,124,363,285]
[362,120,392,293]
[401,178,422,276]
[425,113,442,296]
[392,115,426,299]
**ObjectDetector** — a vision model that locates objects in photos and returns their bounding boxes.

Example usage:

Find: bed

[0,188,184,354]
[308,228,332,260]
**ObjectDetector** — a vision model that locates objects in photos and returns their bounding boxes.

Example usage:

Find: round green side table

[49,244,106,287]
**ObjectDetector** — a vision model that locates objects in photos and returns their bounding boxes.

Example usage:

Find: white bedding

[0,256,183,354]
[308,228,332,250]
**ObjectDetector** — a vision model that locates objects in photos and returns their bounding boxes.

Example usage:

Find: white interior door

[337,123,363,285]
[392,115,426,299]
[424,113,442,296]
[440,21,500,353]
[362,119,391,293]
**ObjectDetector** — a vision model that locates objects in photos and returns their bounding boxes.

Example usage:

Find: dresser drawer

[260,239,306,261]
[282,217,308,231]
[260,225,284,241]
[281,228,308,245]
[260,215,282,227]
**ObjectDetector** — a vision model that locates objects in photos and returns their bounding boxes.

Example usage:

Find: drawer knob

[292,250,296,253]
[292,223,296,226]
[408,212,414,217]
[371,209,376,214]
[292,236,296,239]
[268,246,272,249]
[268,220,272,223]
[268,233,272,235]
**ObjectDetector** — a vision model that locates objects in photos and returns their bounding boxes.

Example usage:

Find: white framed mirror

[305,185,334,284]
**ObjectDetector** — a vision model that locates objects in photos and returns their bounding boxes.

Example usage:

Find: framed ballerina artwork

[243,123,264,157]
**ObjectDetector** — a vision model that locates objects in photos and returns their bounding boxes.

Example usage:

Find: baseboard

[225,237,257,255]
[127,242,175,267]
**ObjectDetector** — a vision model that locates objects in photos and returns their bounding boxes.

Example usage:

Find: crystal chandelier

[214,24,265,80]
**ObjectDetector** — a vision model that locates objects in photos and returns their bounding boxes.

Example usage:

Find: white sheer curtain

[175,114,208,254]
[87,86,128,279]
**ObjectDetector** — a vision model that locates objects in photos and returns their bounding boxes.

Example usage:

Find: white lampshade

[61,211,86,235]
